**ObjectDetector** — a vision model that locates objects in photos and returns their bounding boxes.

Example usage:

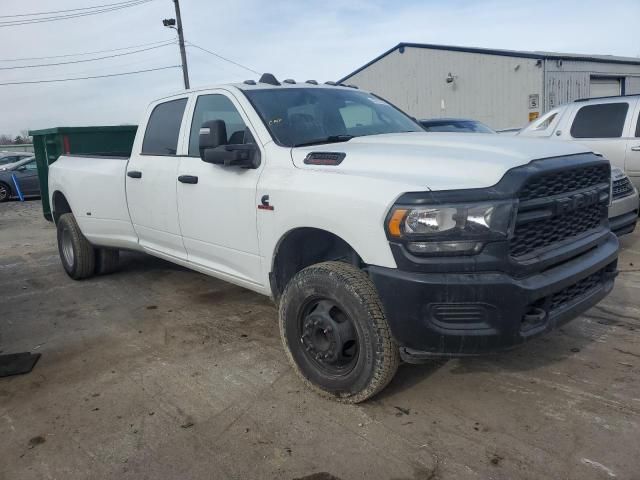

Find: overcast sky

[1,0,639,136]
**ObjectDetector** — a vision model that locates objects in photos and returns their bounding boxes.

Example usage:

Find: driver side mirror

[199,119,228,158]
[199,120,260,169]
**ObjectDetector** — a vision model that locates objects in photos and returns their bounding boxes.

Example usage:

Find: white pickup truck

[49,75,619,402]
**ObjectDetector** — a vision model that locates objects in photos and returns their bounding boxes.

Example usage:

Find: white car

[518,95,640,187]
[46,76,619,402]
[517,95,640,235]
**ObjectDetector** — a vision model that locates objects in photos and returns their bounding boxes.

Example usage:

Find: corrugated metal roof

[339,42,640,83]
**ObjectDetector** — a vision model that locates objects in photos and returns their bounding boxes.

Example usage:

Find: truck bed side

[48,155,140,250]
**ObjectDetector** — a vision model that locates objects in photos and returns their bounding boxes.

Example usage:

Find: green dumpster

[28,126,137,221]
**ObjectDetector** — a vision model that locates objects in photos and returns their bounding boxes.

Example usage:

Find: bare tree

[19,130,32,144]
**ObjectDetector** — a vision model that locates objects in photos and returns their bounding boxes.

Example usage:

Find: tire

[56,213,95,280]
[279,261,399,403]
[0,182,11,202]
[95,248,120,275]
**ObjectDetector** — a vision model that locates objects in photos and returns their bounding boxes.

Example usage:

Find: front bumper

[608,190,639,236]
[368,232,619,360]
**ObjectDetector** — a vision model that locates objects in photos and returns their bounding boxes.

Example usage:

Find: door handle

[631,145,640,152]
[127,170,142,179]
[178,175,198,184]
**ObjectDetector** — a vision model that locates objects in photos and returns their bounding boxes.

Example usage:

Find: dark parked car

[0,157,40,202]
[419,118,495,133]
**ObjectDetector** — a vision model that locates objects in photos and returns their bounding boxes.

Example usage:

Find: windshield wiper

[293,135,354,148]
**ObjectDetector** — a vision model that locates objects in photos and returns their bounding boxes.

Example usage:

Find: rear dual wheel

[57,213,120,279]
[279,261,399,403]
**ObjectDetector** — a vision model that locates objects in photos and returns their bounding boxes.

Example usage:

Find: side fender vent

[303,152,346,166]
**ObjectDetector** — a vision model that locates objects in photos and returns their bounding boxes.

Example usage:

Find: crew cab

[48,75,619,402]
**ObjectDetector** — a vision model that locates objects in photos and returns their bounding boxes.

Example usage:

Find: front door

[177,92,263,287]
[126,97,188,260]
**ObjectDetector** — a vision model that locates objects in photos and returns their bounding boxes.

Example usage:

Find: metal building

[338,43,640,130]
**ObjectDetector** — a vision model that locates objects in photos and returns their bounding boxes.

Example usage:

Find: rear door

[176,90,264,287]
[126,97,189,260]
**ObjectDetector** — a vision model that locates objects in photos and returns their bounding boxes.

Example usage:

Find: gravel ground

[1,199,639,480]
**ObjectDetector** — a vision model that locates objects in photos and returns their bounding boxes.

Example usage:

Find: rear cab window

[142,98,188,155]
[570,102,629,138]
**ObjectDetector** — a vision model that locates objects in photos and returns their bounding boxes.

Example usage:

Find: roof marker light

[259,73,280,86]
[305,80,318,85]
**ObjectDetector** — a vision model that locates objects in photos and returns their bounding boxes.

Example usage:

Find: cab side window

[636,110,640,137]
[570,102,629,138]
[142,98,188,155]
[188,94,251,157]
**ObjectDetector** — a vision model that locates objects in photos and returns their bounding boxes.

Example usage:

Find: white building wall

[344,47,544,130]
[544,60,640,110]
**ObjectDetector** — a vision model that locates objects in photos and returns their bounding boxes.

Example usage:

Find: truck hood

[290,132,591,190]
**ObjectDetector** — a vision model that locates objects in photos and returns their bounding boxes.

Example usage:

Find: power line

[0,1,152,26]
[0,39,174,62]
[0,42,175,70]
[0,0,154,27]
[186,41,260,75]
[0,65,181,86]
[0,0,150,18]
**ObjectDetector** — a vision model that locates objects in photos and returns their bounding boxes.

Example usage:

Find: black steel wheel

[279,261,399,403]
[299,298,359,376]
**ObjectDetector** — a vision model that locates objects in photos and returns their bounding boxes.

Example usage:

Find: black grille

[510,163,609,258]
[612,177,634,199]
[518,165,609,202]
[550,268,605,311]
[510,204,603,257]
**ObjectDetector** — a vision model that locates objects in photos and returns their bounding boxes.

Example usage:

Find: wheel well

[270,228,362,300]
[52,191,72,224]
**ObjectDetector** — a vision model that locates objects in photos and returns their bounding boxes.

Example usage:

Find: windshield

[243,88,423,147]
[420,120,495,134]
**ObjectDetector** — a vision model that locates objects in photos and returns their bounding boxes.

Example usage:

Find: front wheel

[279,261,399,403]
[57,213,95,280]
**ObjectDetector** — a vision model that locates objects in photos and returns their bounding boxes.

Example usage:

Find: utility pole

[173,0,190,89]
[163,0,190,89]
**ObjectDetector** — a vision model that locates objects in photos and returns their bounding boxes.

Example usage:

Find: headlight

[387,200,516,255]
